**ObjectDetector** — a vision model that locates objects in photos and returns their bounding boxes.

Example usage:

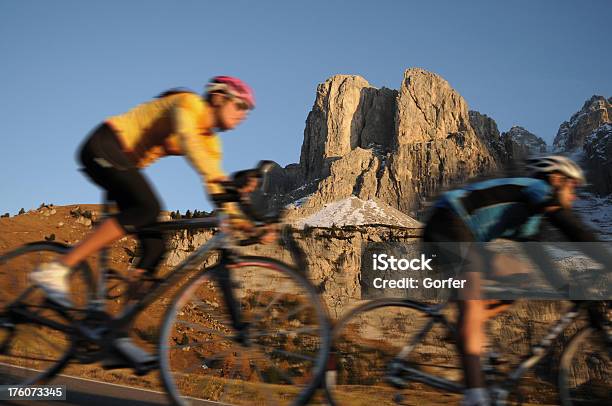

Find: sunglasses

[234,99,250,111]
[224,94,250,111]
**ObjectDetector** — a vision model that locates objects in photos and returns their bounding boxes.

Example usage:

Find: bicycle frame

[105,228,230,336]
[9,214,241,350]
[391,301,588,397]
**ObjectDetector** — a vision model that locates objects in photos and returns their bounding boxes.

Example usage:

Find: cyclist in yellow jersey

[31,76,259,309]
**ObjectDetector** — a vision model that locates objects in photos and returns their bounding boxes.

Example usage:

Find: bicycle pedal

[0,317,15,330]
[102,349,158,375]
[101,357,157,376]
[101,354,130,370]
[384,374,408,389]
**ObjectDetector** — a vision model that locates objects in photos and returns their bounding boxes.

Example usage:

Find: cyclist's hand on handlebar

[238,175,259,195]
[227,214,255,233]
[259,224,279,245]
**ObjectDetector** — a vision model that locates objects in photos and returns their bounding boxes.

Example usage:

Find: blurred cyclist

[423,155,612,406]
[30,76,258,308]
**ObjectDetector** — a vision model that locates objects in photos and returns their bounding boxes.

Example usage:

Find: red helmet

[206,76,255,109]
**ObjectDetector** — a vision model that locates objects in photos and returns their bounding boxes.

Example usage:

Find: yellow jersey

[106,92,226,194]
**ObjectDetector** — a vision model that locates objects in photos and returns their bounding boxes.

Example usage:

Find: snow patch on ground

[295,196,422,228]
[573,192,612,240]
[290,194,313,208]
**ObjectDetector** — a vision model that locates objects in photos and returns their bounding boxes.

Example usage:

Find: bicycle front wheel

[159,256,331,406]
[0,242,93,385]
[558,326,611,406]
[326,299,463,406]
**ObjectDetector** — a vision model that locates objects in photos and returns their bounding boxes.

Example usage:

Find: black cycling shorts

[78,123,166,273]
[423,207,488,276]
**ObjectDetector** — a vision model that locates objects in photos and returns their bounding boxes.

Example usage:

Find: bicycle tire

[326,299,463,406]
[0,242,94,385]
[159,255,331,406]
[558,326,611,406]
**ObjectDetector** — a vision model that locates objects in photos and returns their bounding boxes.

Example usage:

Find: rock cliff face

[501,126,547,154]
[469,110,507,161]
[165,225,421,317]
[299,76,397,181]
[553,96,612,152]
[272,68,501,217]
[468,111,539,165]
[552,95,612,196]
[583,123,612,195]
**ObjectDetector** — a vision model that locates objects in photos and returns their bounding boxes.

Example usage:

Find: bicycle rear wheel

[326,299,463,406]
[159,256,331,406]
[558,326,611,406]
[0,242,93,385]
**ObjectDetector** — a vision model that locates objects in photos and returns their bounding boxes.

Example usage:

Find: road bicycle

[325,292,610,405]
[0,162,331,406]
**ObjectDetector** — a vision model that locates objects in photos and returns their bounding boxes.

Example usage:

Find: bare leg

[458,299,487,391]
[459,299,487,356]
[61,218,126,268]
[457,270,488,390]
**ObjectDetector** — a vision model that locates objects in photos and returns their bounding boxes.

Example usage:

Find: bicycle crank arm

[102,337,158,376]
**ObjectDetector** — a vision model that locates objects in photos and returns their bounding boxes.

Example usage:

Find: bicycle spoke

[166,341,207,351]
[252,360,276,404]
[200,348,234,366]
[181,360,207,375]
[249,340,315,362]
[191,298,219,313]
[249,285,288,325]
[248,346,296,385]
[279,301,310,322]
[219,349,242,404]
[175,320,232,340]
[249,325,319,339]
[250,299,313,332]
[31,330,63,357]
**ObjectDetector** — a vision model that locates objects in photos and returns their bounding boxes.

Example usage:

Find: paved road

[1,364,223,406]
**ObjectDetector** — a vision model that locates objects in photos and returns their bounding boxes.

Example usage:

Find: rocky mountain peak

[299,75,397,181]
[551,94,612,196]
[553,95,612,151]
[501,126,547,153]
[395,68,473,145]
[271,68,502,221]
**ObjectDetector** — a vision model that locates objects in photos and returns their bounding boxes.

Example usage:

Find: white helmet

[526,155,586,185]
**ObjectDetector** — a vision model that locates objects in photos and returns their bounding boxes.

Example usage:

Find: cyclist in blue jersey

[423,155,612,406]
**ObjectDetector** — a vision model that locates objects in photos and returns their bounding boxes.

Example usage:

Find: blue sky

[1,0,611,214]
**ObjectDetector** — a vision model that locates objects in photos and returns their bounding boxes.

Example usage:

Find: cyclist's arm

[173,106,226,195]
[173,106,249,224]
[546,208,612,265]
[521,240,568,291]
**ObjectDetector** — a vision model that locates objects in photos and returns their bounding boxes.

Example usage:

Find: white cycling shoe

[461,388,491,406]
[30,262,73,308]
